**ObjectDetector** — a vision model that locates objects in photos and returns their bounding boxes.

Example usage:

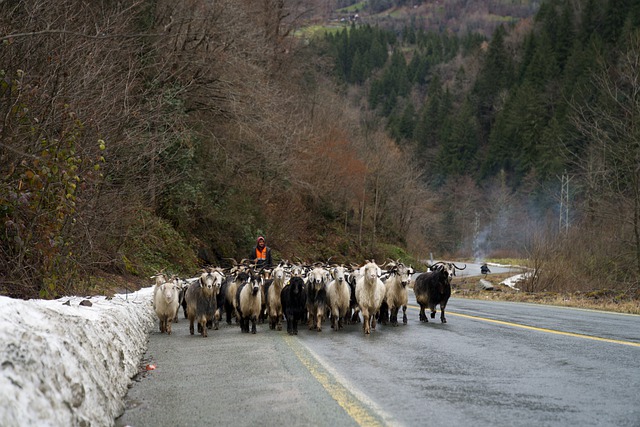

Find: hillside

[0,0,427,298]
[1,0,639,300]
[333,0,540,37]
[304,0,640,294]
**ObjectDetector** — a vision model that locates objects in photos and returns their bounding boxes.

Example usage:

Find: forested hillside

[315,0,640,293]
[1,0,430,298]
[1,0,639,299]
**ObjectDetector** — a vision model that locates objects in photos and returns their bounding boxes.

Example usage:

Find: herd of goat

[152,259,467,337]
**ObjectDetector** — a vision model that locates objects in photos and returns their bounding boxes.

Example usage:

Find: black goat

[346,272,361,323]
[281,276,306,335]
[413,263,451,323]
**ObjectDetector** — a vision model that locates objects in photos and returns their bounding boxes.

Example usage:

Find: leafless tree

[570,30,640,283]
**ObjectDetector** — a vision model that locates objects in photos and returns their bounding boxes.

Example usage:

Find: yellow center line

[284,335,387,427]
[408,304,640,347]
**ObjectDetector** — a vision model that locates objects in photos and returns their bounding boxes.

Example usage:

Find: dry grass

[451,273,640,315]
[87,272,148,298]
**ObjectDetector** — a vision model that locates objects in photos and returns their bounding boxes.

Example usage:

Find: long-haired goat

[259,267,273,323]
[355,261,386,334]
[221,266,250,325]
[306,265,330,332]
[443,262,467,283]
[266,262,287,331]
[185,268,223,337]
[235,270,263,334]
[154,279,180,335]
[326,265,351,331]
[205,268,225,330]
[413,263,452,323]
[172,277,189,323]
[281,275,306,335]
[151,271,167,310]
[380,262,413,326]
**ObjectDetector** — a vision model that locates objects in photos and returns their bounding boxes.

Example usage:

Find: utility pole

[473,210,480,259]
[559,172,571,234]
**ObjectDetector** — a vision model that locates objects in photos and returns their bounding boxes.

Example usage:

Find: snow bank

[0,287,155,427]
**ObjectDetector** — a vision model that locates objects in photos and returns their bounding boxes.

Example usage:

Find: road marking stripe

[284,335,394,427]
[408,304,640,347]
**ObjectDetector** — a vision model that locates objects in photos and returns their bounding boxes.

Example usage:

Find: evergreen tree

[414,76,449,151]
[472,25,514,141]
[437,99,480,176]
[403,24,417,45]
[396,101,416,141]
[522,32,560,88]
[560,34,605,158]
[603,0,632,45]
[388,49,410,97]
[578,0,605,44]
[536,115,568,182]
[517,33,537,84]
[381,88,398,116]
[350,49,366,84]
[333,28,351,82]
[369,79,383,110]
[407,53,422,85]
[370,34,388,69]
[555,1,575,70]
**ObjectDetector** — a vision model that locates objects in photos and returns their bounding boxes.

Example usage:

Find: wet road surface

[117,289,640,427]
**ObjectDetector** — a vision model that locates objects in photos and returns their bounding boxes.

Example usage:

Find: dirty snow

[500,272,532,291]
[0,287,155,427]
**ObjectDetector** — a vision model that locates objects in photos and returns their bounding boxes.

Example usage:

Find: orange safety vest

[255,247,267,261]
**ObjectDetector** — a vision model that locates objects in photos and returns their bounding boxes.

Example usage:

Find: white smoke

[473,225,492,263]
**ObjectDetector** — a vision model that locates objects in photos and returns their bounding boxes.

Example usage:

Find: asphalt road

[117,285,640,427]
[430,260,521,277]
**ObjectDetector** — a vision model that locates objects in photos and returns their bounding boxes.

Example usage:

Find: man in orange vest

[251,236,272,268]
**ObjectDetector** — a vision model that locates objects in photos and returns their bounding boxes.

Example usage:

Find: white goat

[151,271,167,309]
[290,264,306,279]
[326,265,351,331]
[267,263,286,331]
[154,279,180,335]
[355,260,386,334]
[383,263,413,326]
[172,277,189,323]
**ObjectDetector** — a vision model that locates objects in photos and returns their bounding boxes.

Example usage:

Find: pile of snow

[0,287,155,426]
[500,272,532,291]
